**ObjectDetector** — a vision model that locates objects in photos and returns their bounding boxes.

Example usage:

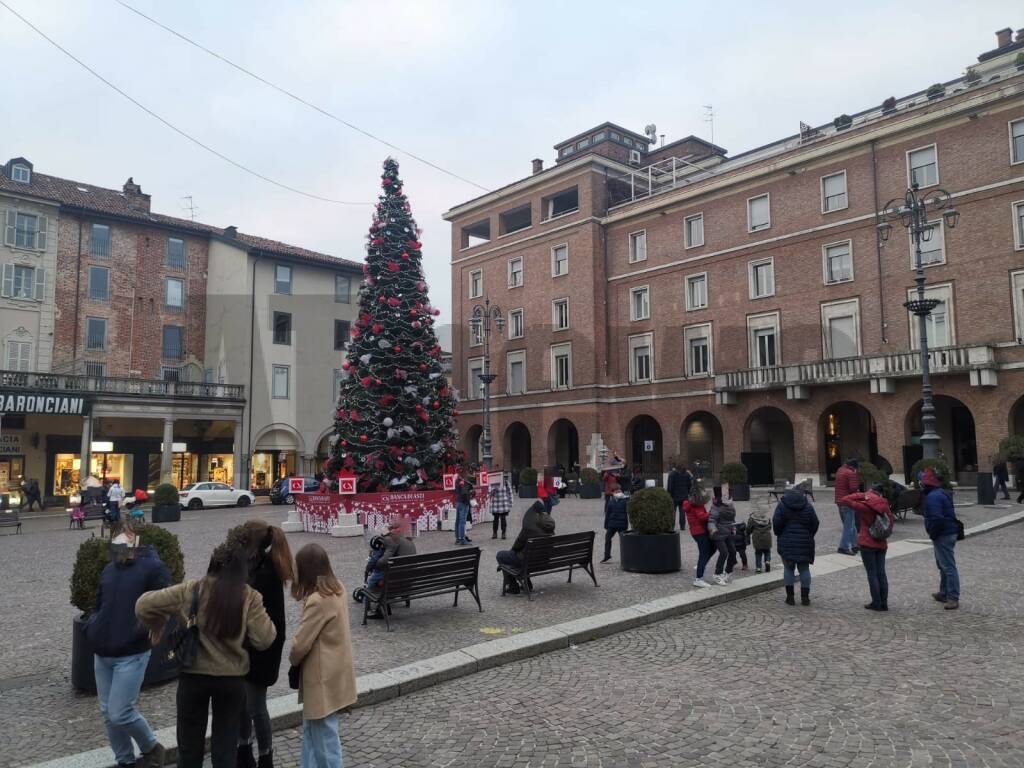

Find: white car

[179,482,254,510]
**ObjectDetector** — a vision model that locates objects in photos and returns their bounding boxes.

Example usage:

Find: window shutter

[33,268,44,301]
[5,342,14,370]
[36,216,48,251]
[1,264,13,298]
[19,342,30,371]
[3,212,15,247]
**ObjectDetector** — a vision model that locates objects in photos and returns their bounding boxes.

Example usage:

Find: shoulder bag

[166,585,201,669]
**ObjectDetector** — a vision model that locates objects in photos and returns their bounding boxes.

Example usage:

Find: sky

[1,0,1021,327]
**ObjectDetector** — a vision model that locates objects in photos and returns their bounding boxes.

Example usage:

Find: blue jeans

[455,502,469,542]
[755,548,771,569]
[94,651,157,765]
[838,506,857,551]
[860,547,888,607]
[782,559,811,588]
[691,533,713,579]
[932,534,960,600]
[302,711,343,767]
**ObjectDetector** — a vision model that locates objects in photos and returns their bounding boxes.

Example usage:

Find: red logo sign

[443,473,457,491]
[477,470,488,487]
[288,477,304,494]
[338,475,357,495]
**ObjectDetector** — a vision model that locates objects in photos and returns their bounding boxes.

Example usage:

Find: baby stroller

[351,534,386,604]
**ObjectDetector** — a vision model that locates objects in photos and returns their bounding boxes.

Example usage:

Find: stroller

[351,533,387,604]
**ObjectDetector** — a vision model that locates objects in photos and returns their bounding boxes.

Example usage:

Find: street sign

[643,440,654,452]
[552,476,563,489]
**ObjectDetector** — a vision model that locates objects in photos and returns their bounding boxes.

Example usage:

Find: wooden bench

[0,509,21,534]
[71,503,110,534]
[499,531,598,601]
[364,547,482,631]
[892,489,920,521]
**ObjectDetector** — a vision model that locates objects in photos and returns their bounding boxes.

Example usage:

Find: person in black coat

[992,456,1010,500]
[601,485,629,563]
[233,521,295,768]
[772,489,820,606]
[1015,457,1024,504]
[666,464,693,530]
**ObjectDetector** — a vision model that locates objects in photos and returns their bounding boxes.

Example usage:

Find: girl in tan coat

[289,544,357,768]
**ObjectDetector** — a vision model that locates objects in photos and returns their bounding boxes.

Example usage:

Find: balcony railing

[608,156,716,208]
[0,370,244,401]
[714,344,995,393]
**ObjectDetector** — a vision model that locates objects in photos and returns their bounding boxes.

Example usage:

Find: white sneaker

[693,578,710,588]
[713,574,727,586]
[724,572,733,583]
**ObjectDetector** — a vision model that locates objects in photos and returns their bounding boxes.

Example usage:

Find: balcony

[0,370,245,402]
[714,344,997,403]
[608,156,715,208]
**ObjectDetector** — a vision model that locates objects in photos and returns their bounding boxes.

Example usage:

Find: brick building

[446,28,1024,487]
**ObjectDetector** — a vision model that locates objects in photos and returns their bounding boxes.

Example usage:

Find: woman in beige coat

[289,544,357,768]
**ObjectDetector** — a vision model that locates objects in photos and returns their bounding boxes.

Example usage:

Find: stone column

[79,414,92,484]
[232,419,245,489]
[161,418,175,485]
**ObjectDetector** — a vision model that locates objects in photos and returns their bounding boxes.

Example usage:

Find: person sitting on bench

[496,501,555,592]
[365,519,416,619]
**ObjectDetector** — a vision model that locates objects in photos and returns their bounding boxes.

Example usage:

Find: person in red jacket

[834,457,861,555]
[839,484,893,611]
[684,485,712,587]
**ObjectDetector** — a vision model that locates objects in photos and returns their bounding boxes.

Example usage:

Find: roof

[553,121,651,150]
[0,162,363,270]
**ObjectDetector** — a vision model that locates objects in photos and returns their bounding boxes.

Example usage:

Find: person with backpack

[920,468,961,610]
[746,506,773,573]
[773,488,820,606]
[839,484,894,611]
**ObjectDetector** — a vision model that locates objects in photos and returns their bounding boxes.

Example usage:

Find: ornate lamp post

[876,183,960,460]
[469,299,504,470]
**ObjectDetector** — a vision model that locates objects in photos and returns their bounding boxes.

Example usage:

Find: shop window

[206,454,234,485]
[54,454,81,496]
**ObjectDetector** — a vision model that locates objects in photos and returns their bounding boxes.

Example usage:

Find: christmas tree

[325,158,462,491]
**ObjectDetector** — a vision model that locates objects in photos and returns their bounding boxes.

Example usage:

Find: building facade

[446,28,1024,487]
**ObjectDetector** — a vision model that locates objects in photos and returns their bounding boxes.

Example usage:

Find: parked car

[178,482,254,510]
[269,477,320,505]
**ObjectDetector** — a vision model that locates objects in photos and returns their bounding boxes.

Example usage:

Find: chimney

[531,158,543,175]
[122,177,151,213]
[223,225,237,239]
[996,27,1013,48]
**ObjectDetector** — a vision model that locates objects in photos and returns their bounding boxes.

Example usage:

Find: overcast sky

[2,0,1020,326]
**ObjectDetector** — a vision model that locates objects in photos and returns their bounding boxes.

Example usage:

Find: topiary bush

[858,461,900,507]
[626,488,675,535]
[153,483,179,507]
[927,82,945,97]
[910,457,953,489]
[719,462,748,485]
[519,467,537,487]
[998,435,1024,462]
[580,467,600,486]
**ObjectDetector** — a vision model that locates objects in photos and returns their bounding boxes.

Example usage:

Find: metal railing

[608,156,716,207]
[0,370,244,401]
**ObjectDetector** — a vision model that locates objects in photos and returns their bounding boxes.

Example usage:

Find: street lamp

[469,298,504,470]
[877,183,960,460]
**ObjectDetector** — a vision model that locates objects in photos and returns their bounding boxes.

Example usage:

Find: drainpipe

[601,168,611,376]
[870,140,888,344]
[71,219,83,364]
[244,255,260,489]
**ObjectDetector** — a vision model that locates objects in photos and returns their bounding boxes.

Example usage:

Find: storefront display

[206,454,234,485]
[147,452,198,489]
[250,451,295,492]
[54,454,81,496]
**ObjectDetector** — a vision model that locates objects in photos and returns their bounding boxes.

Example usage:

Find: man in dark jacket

[1016,458,1024,504]
[454,475,473,545]
[834,457,861,555]
[85,528,171,768]
[773,488,820,606]
[496,501,555,574]
[992,456,1010,500]
[920,469,960,609]
[666,463,692,530]
[602,485,629,563]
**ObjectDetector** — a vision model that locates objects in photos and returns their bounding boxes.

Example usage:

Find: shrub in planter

[518,467,538,497]
[151,482,180,523]
[909,457,953,489]
[926,83,945,99]
[997,435,1024,462]
[833,114,852,129]
[579,467,602,499]
[858,461,899,508]
[719,462,750,501]
[621,488,679,573]
[626,488,675,534]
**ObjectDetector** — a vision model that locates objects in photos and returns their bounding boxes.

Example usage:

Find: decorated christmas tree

[325,158,462,491]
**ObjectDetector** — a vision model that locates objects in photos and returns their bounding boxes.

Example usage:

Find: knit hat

[919,468,942,488]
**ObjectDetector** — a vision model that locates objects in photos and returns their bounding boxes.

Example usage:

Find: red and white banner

[297,487,492,535]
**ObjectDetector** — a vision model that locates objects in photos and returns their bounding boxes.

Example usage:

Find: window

[162,325,184,359]
[161,366,180,382]
[508,257,523,288]
[1013,201,1024,250]
[84,361,105,377]
[686,273,708,310]
[88,266,110,300]
[470,321,484,346]
[551,343,572,389]
[508,309,524,339]
[552,244,568,276]
[334,319,350,351]
[821,171,848,213]
[507,350,526,395]
[747,194,771,232]
[908,145,938,188]
[628,230,647,263]
[273,312,292,345]
[628,334,653,383]
[469,269,483,298]
[543,187,579,219]
[272,365,290,398]
[461,219,491,248]
[823,241,853,284]
[552,298,570,330]
[90,224,111,257]
[165,277,184,308]
[913,223,945,267]
[908,284,954,349]
[166,238,186,269]
[2,264,40,300]
[630,286,650,320]
[333,369,348,402]
[821,299,861,358]
[11,164,30,183]
[1011,271,1024,341]
[1012,119,1024,165]
[576,138,589,150]
[12,212,41,249]
[467,358,484,399]
[274,264,292,294]
[683,323,712,377]
[6,341,30,371]
[748,313,780,368]
[499,204,532,235]
[684,213,704,248]
[86,317,107,351]
[593,131,606,142]
[335,274,351,303]
[749,258,775,298]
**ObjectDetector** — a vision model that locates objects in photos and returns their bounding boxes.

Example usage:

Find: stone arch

[626,414,664,482]
[904,395,977,479]
[502,422,533,471]
[252,422,305,454]
[743,407,795,484]
[818,401,878,482]
[679,411,724,482]
[1010,394,1024,438]
[547,418,579,471]
[463,424,483,465]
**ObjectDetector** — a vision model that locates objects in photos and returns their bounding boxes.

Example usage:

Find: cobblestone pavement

[265,522,1024,768]
[0,493,1016,766]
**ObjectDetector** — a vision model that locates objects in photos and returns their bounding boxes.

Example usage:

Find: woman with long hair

[684,484,713,587]
[136,545,275,768]
[233,522,294,768]
[289,544,357,768]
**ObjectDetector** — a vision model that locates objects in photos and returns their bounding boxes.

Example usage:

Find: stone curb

[31,509,1024,768]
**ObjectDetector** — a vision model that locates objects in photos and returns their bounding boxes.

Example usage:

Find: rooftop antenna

[180,195,199,221]
[644,123,658,147]
[703,105,715,145]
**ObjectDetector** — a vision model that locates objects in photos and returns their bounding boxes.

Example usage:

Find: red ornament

[387,297,400,307]
[401,252,410,260]
[371,237,384,246]
[387,261,400,273]
[412,321,421,329]
[419,364,427,371]
[432,308,441,316]
[382,178,393,186]
[416,281,426,291]
[432,401,440,409]
[393,345,402,353]
[378,296,386,303]
[349,409,360,420]
[372,323,384,334]
[420,412,430,422]
[359,434,369,442]
[359,376,372,387]
[341,359,351,370]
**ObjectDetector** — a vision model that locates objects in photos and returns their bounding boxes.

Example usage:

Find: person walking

[773,488,820,606]
[136,545,276,768]
[454,474,472,545]
[920,469,961,610]
[601,483,629,563]
[684,485,712,587]
[234,521,295,768]
[85,522,171,768]
[834,457,861,555]
[992,456,1011,500]
[708,488,738,586]
[1014,456,1024,504]
[666,463,693,531]
[746,505,773,573]
[732,520,749,571]
[289,544,357,768]
[839,485,893,611]
[490,476,513,539]
[602,468,619,510]
[25,478,43,511]
[107,481,126,521]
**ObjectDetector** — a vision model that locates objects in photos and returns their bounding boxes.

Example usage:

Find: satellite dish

[644,124,658,145]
